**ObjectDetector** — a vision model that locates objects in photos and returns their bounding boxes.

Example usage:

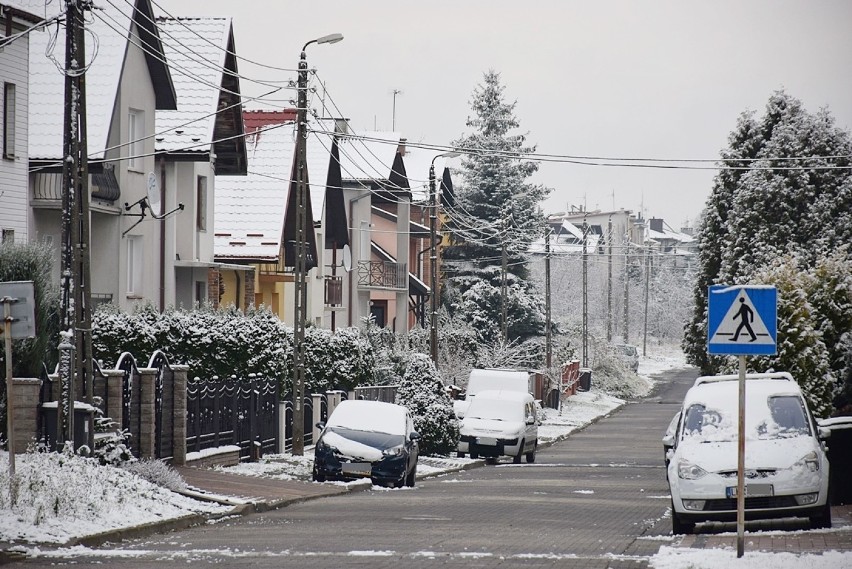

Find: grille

[703,496,798,511]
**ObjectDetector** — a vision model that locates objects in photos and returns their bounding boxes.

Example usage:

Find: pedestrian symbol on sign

[731,297,756,342]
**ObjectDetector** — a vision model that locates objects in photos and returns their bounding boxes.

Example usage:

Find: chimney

[650,218,664,232]
[397,137,407,156]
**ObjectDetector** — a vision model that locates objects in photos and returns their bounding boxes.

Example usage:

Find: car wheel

[526,442,537,463]
[470,450,479,459]
[405,465,417,487]
[670,501,694,535]
[810,502,832,529]
[311,466,326,483]
[513,440,525,464]
[457,452,465,458]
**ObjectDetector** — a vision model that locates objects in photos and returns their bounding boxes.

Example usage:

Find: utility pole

[59,0,94,449]
[428,163,439,363]
[623,226,630,343]
[643,247,652,356]
[606,215,613,342]
[391,89,402,131]
[581,215,588,367]
[290,33,342,456]
[545,228,552,369]
[501,211,508,341]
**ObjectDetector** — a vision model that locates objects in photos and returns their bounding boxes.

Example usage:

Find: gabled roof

[23,0,176,161]
[214,111,337,262]
[155,17,246,174]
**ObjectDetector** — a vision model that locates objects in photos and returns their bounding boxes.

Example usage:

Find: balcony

[357,261,406,291]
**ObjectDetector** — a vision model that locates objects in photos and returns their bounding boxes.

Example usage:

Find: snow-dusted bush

[123,459,187,492]
[396,354,459,456]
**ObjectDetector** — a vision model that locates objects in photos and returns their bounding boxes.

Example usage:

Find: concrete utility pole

[581,215,588,367]
[643,247,652,356]
[545,228,552,369]
[428,152,459,364]
[501,212,508,341]
[291,33,342,456]
[623,226,630,343]
[59,0,95,450]
[606,215,613,342]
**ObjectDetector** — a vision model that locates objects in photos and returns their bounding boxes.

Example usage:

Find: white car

[457,390,538,463]
[667,372,831,534]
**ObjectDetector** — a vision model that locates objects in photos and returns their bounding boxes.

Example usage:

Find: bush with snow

[396,354,459,456]
[123,459,187,492]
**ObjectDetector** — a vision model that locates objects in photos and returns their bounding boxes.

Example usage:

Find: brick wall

[243,267,256,307]
[208,267,222,308]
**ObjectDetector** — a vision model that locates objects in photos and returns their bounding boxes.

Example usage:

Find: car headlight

[794,451,820,472]
[382,445,404,457]
[677,460,708,480]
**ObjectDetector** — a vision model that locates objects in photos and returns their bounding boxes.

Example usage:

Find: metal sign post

[707,285,777,558]
[1,281,36,492]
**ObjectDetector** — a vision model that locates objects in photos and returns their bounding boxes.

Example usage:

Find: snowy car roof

[326,400,408,436]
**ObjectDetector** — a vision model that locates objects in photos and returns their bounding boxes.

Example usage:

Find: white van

[453,368,532,419]
[457,390,539,463]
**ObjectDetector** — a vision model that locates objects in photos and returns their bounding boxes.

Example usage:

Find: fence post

[171,365,188,466]
[278,401,288,454]
[312,394,323,442]
[137,367,157,459]
[102,369,124,431]
[11,378,41,454]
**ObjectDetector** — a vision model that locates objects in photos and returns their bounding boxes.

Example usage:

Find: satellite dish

[146,172,162,215]
[342,244,353,272]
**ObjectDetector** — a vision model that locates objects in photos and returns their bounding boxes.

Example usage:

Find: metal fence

[186,375,279,461]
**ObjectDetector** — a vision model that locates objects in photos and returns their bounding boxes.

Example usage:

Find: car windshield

[618,345,637,356]
[466,399,524,422]
[325,426,404,450]
[681,394,812,443]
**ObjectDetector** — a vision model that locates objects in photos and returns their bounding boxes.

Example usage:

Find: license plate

[342,462,372,477]
[477,437,497,446]
[726,484,774,498]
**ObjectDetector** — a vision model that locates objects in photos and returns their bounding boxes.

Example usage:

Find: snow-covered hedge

[91,303,375,395]
[396,354,459,456]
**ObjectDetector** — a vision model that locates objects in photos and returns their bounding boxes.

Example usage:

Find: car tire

[670,501,695,535]
[526,442,537,463]
[312,467,326,483]
[470,450,479,459]
[810,502,832,529]
[457,452,465,458]
[405,466,417,488]
[513,440,524,464]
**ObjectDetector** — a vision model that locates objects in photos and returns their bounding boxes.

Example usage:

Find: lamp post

[428,151,459,364]
[291,32,343,457]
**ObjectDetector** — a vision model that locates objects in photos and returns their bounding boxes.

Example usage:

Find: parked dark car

[312,400,420,488]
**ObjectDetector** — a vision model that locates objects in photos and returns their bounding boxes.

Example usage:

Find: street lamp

[291,32,343,457]
[428,151,460,364]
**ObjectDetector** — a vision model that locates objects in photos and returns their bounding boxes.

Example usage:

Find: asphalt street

[11,367,698,568]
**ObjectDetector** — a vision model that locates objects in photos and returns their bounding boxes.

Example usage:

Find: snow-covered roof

[337,130,401,183]
[648,227,695,244]
[155,17,231,154]
[528,220,601,254]
[20,0,176,160]
[214,113,333,261]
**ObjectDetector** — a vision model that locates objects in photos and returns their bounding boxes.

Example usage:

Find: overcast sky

[156,0,852,230]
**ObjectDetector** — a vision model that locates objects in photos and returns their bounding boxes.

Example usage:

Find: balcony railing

[324,276,343,306]
[357,261,406,290]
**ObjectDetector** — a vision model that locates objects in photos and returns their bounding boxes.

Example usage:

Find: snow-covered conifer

[396,353,459,456]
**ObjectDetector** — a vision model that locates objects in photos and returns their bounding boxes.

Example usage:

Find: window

[128,109,144,170]
[195,281,207,305]
[2,229,14,243]
[126,235,143,295]
[196,176,207,231]
[3,83,15,159]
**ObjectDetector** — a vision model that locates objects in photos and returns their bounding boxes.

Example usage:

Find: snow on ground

[649,546,851,569]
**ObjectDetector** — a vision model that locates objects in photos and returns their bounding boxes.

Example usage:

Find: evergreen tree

[445,70,549,278]
[684,91,852,383]
[396,353,459,456]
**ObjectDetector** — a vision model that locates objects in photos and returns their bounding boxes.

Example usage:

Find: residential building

[155,15,250,310]
[23,0,177,310]
[0,2,42,244]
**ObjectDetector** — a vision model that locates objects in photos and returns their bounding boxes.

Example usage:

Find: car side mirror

[410,431,421,441]
[818,427,831,441]
[315,422,325,430]
[526,415,536,425]
[665,449,674,462]
[662,433,674,448]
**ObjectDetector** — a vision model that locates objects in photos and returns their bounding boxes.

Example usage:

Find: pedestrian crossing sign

[707,285,777,355]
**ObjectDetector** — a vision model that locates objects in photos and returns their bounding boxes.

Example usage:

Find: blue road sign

[707,285,777,356]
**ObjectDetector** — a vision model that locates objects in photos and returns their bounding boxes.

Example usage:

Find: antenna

[391,89,403,131]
